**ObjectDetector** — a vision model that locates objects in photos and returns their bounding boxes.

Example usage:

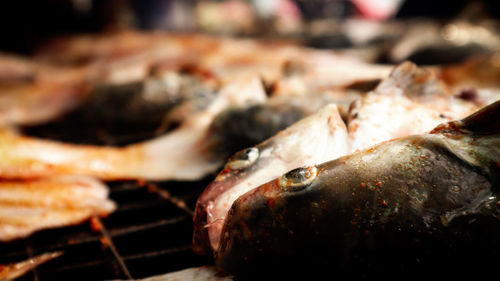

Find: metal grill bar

[25,239,40,281]
[109,217,187,237]
[123,245,193,261]
[147,184,195,216]
[40,259,106,274]
[92,217,133,280]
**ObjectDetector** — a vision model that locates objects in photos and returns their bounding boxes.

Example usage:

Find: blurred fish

[440,55,500,108]
[0,54,91,127]
[0,77,266,181]
[81,65,220,135]
[0,175,115,242]
[390,21,500,65]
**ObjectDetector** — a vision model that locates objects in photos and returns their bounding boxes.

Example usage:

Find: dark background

[0,0,499,54]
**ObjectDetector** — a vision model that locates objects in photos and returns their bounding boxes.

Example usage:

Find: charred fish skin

[216,101,500,278]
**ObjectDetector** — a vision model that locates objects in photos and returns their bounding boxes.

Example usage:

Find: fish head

[193,103,349,256]
[214,164,348,274]
[193,146,264,255]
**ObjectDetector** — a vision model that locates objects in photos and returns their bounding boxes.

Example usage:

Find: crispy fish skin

[216,101,500,277]
[0,175,115,242]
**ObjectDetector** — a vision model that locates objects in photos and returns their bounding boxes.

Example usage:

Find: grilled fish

[0,175,115,242]
[193,104,349,255]
[216,100,500,278]
[0,77,266,181]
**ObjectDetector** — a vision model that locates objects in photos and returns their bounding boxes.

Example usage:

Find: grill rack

[0,113,215,281]
[0,178,215,281]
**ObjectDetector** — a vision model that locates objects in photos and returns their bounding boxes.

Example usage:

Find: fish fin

[376,61,447,99]
[431,100,500,136]
[459,100,500,135]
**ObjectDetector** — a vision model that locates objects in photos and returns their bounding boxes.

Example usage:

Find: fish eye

[279,166,318,192]
[226,147,259,170]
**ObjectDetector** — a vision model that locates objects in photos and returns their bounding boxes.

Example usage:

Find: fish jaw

[193,104,349,255]
[216,127,500,276]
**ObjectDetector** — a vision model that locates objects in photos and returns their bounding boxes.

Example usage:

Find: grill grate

[0,178,215,281]
[0,111,216,280]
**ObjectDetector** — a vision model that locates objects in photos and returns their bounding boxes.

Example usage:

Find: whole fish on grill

[215,100,500,278]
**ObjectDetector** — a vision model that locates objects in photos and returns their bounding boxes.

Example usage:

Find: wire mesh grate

[0,178,215,281]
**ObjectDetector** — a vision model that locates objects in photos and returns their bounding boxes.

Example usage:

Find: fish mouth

[192,170,243,255]
[193,176,282,256]
[192,199,213,255]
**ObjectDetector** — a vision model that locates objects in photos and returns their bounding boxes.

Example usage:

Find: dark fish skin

[216,101,500,279]
[204,104,306,159]
[81,74,217,128]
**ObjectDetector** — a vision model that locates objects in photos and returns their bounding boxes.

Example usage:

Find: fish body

[216,101,500,278]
